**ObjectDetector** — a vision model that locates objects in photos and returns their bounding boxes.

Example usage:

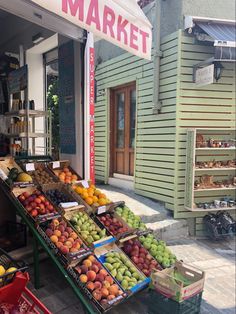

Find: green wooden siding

[95,32,179,212]
[95,29,235,236]
[174,31,236,236]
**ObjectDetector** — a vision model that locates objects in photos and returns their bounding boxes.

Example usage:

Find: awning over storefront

[29,0,153,60]
[185,16,236,62]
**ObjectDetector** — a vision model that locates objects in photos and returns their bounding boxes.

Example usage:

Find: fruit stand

[0,156,205,314]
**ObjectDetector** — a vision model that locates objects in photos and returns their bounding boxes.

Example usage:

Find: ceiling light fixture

[32,33,45,44]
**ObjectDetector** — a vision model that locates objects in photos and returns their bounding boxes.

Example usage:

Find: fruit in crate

[17,190,57,217]
[46,218,83,254]
[98,214,129,236]
[31,167,55,184]
[115,206,147,230]
[0,265,17,281]
[45,189,72,205]
[139,234,177,268]
[55,167,78,184]
[75,255,123,304]
[69,211,107,245]
[122,239,161,276]
[16,172,33,183]
[74,184,111,207]
[103,251,145,290]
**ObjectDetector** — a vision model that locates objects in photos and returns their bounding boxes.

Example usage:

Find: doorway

[110,83,136,178]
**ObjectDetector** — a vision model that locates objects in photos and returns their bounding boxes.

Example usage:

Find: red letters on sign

[103,5,115,38]
[117,15,128,45]
[62,0,84,21]
[140,30,149,54]
[86,0,101,31]
[130,24,139,51]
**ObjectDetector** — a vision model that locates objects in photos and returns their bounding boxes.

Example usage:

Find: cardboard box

[151,261,205,302]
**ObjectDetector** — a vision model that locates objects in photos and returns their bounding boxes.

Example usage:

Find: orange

[87,188,94,197]
[99,193,106,199]
[75,186,83,195]
[90,184,96,190]
[82,192,89,199]
[98,198,106,206]
[85,197,93,205]
[94,189,101,196]
[72,174,78,181]
[63,167,70,173]
[92,196,98,203]
[67,171,72,177]
[65,178,71,184]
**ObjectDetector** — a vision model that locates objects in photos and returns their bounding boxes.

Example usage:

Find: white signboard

[30,0,152,60]
[195,64,214,86]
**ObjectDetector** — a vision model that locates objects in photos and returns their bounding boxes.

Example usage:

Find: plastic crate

[148,290,202,314]
[0,221,27,252]
[0,248,27,287]
[0,272,52,314]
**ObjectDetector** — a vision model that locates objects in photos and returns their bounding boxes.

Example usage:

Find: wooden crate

[48,160,82,184]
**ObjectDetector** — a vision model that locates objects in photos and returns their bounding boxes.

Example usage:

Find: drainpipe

[153,0,162,114]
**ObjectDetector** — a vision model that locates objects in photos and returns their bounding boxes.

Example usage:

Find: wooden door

[110,84,136,176]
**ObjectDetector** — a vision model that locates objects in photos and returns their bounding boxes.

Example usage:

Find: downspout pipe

[153,0,162,114]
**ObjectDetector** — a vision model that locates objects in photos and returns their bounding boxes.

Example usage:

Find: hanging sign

[195,64,214,86]
[30,0,152,60]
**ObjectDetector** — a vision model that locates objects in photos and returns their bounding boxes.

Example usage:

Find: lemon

[0,265,6,276]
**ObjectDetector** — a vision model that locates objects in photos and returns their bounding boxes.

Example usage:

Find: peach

[103,280,111,289]
[92,289,102,301]
[52,219,60,226]
[45,228,53,237]
[67,237,74,243]
[101,288,109,298]
[99,269,108,277]
[83,259,92,268]
[54,230,61,237]
[105,276,113,285]
[65,227,73,233]
[58,225,65,233]
[60,245,69,254]
[70,232,78,240]
[86,282,95,291]
[87,270,96,282]
[50,235,58,243]
[91,264,99,273]
[94,281,102,290]
[88,255,96,263]
[108,285,119,296]
[79,274,88,283]
[73,242,81,250]
[62,231,69,238]
[56,241,63,248]
[96,274,105,283]
[70,247,78,253]
[58,236,66,243]
[64,241,73,248]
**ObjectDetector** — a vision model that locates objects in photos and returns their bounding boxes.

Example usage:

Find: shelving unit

[185,128,236,212]
[5,109,52,156]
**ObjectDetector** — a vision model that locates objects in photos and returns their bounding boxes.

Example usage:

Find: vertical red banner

[89,47,95,184]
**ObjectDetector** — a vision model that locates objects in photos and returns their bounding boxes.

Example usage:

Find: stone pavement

[27,237,236,314]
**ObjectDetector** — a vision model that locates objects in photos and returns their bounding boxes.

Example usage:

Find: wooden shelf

[195,167,236,172]
[6,132,49,138]
[194,187,236,192]
[196,147,235,151]
[5,110,47,117]
[186,206,236,212]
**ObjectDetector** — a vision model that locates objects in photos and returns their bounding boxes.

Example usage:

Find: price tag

[52,161,60,169]
[0,169,7,180]
[97,206,106,215]
[26,163,35,171]
[81,180,89,188]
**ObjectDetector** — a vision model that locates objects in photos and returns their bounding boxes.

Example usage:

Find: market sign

[30,0,152,60]
[195,64,214,86]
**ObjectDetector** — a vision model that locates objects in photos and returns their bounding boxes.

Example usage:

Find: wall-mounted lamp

[32,33,45,45]
[214,62,223,82]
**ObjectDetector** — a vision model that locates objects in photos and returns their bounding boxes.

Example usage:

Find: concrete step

[98,184,189,240]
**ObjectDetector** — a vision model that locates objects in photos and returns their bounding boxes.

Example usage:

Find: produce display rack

[185,128,236,212]
[0,180,98,314]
